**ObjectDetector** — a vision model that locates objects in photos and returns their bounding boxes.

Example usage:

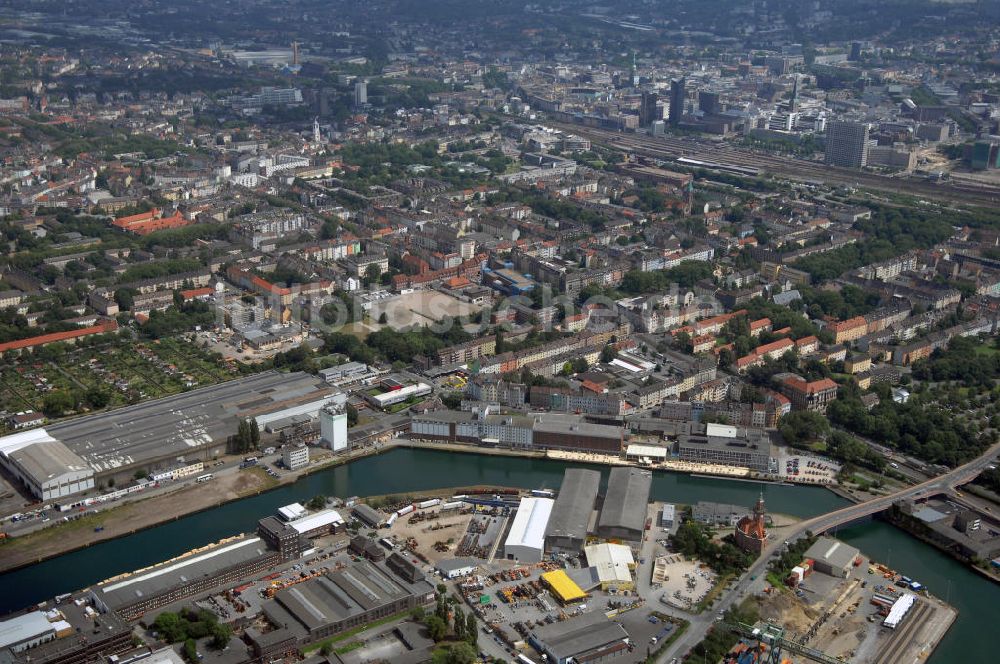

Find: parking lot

[778,449,840,484]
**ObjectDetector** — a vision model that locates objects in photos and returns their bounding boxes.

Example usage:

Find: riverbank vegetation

[828,342,998,467]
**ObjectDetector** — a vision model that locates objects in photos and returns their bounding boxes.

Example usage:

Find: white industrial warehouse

[504,496,554,563]
[0,429,94,501]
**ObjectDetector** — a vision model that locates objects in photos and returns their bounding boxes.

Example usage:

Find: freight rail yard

[0,467,959,664]
[552,123,1000,208]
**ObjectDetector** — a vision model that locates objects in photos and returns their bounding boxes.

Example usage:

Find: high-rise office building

[354,80,368,108]
[825,121,871,168]
[698,91,720,116]
[639,91,659,127]
[669,78,686,126]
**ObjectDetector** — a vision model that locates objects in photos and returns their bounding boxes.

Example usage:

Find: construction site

[742,545,957,664]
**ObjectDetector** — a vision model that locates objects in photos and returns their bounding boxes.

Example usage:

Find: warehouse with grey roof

[528,611,630,664]
[262,553,434,641]
[40,371,339,484]
[93,535,280,620]
[804,536,860,578]
[544,468,601,554]
[597,467,652,542]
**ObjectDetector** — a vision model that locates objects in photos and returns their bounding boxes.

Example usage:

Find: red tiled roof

[113,208,160,225]
[0,320,118,353]
[828,316,867,332]
[181,286,214,300]
[754,337,794,355]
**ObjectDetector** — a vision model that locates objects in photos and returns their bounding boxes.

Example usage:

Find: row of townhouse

[735,335,818,373]
[876,317,999,366]
[616,292,702,334]
[299,236,363,262]
[465,376,529,408]
[824,303,914,345]
[854,252,920,281]
[434,335,497,366]
[478,324,629,375]
[528,384,628,417]
[671,309,748,339]
[659,389,792,428]
[519,347,604,378]
[854,307,958,351]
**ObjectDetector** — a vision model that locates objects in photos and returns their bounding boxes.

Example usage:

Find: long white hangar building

[504,496,554,563]
[0,429,95,501]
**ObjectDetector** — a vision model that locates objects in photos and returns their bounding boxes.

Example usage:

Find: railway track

[552,123,1000,208]
[871,599,931,664]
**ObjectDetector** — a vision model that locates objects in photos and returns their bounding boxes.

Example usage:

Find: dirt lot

[757,588,821,635]
[0,463,277,573]
[367,290,482,330]
[654,555,717,611]
[386,508,476,564]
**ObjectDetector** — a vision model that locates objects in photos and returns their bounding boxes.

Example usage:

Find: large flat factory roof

[598,467,652,536]
[266,558,433,632]
[530,611,628,662]
[96,536,269,609]
[545,469,601,544]
[47,371,333,473]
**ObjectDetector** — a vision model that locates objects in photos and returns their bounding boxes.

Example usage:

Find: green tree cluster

[227,418,260,454]
[619,262,714,294]
[911,336,1000,386]
[272,343,316,373]
[669,521,754,576]
[687,600,759,663]
[140,301,216,339]
[152,609,230,650]
[828,384,988,467]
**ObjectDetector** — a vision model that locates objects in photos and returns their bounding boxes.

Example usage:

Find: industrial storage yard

[0,463,962,664]
[755,542,957,664]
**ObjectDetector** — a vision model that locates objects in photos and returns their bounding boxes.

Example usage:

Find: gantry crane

[724,622,845,664]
